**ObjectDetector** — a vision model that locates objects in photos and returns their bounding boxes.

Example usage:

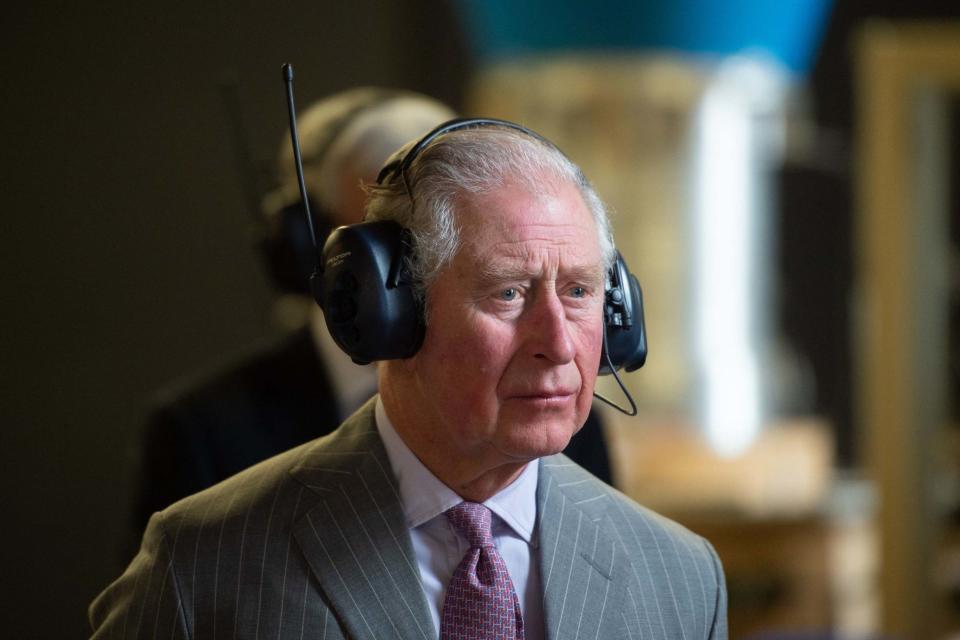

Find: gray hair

[364,125,616,301]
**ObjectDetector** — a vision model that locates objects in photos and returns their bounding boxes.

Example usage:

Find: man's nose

[526,289,575,364]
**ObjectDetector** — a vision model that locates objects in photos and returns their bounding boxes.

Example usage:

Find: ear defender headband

[375,117,555,190]
[282,66,646,413]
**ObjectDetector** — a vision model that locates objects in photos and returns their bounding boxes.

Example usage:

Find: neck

[379,364,529,502]
[451,464,527,503]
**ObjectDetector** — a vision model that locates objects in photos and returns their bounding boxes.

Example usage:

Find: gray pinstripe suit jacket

[90,398,727,639]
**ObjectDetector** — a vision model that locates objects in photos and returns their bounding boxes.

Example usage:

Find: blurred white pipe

[690,54,789,457]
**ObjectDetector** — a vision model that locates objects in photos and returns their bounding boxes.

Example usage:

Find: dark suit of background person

[133,89,617,533]
[96,119,726,639]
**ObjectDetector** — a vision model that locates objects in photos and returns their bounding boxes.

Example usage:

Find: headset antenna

[281,63,320,254]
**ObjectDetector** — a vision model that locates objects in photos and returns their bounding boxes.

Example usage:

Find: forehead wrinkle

[470,246,605,289]
[467,218,595,257]
[456,182,605,286]
[508,219,592,242]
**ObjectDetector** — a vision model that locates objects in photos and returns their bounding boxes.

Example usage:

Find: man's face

[406,177,606,469]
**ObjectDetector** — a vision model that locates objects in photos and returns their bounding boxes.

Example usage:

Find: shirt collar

[375,397,538,543]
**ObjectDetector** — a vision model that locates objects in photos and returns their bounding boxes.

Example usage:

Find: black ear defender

[311,221,424,363]
[602,251,647,375]
[283,65,645,413]
[261,197,332,294]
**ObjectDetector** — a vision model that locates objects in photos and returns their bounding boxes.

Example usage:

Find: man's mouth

[509,388,577,402]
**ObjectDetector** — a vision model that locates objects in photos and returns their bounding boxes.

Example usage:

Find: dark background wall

[1,2,469,636]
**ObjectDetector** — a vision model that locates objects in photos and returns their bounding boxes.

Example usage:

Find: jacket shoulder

[541,453,721,569]
[541,454,728,637]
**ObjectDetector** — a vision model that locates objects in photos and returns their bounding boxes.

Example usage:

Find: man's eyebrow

[473,261,604,286]
[560,265,606,287]
[474,262,529,285]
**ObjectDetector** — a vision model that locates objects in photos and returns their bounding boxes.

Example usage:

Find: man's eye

[499,288,518,301]
[570,286,586,298]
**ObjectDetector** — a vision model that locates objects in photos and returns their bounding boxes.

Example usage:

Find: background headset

[263,88,410,294]
[282,64,646,413]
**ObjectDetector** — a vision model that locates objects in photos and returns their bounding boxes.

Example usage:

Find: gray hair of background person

[263,87,457,220]
[364,126,617,303]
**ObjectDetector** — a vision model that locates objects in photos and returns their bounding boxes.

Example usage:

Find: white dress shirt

[375,398,544,640]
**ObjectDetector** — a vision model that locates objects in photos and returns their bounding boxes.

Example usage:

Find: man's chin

[497,416,578,461]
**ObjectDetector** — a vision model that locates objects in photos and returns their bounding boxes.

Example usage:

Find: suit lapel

[538,456,627,640]
[290,402,435,640]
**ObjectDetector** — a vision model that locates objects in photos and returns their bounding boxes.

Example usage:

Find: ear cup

[311,220,424,364]
[600,251,647,374]
[262,199,333,294]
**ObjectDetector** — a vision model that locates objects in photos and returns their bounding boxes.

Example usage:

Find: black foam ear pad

[310,220,424,364]
[600,251,647,374]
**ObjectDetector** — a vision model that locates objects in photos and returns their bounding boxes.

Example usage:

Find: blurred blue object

[454,0,833,74]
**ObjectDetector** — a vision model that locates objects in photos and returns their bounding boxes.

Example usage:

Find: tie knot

[445,501,494,548]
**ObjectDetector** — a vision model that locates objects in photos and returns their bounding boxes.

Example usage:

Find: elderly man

[92,120,726,639]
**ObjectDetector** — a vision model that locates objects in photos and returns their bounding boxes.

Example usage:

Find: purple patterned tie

[440,502,524,640]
